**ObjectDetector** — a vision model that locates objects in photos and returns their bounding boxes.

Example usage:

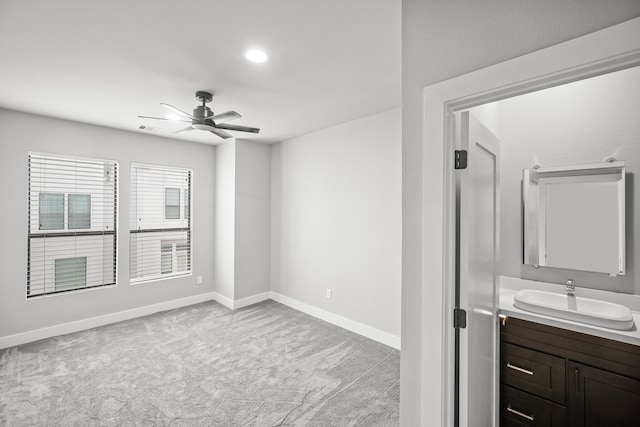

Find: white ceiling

[0,0,401,145]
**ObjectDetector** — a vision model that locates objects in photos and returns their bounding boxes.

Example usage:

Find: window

[55,257,87,291]
[161,243,173,274]
[165,187,181,219]
[176,242,188,272]
[130,163,191,282]
[69,194,91,229]
[38,193,91,231]
[160,240,189,275]
[28,153,118,297]
[39,193,64,230]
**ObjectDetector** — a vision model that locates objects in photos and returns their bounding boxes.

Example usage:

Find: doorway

[419,17,640,426]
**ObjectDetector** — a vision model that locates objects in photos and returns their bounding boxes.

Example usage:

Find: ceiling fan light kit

[138,90,260,140]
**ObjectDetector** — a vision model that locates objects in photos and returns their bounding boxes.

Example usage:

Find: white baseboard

[209,291,270,309]
[233,292,271,309]
[210,292,234,309]
[0,292,217,350]
[1,291,400,351]
[269,292,401,350]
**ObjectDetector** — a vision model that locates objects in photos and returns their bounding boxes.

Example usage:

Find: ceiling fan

[138,90,260,139]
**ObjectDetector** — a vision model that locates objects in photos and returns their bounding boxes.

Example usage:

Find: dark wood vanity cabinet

[500,317,640,427]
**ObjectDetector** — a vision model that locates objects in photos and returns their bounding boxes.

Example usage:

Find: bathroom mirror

[523,161,626,276]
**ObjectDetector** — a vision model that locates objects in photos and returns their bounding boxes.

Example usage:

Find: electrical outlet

[197,276,203,285]
[326,289,332,299]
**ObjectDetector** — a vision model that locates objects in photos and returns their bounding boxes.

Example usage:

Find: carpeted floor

[0,300,400,426]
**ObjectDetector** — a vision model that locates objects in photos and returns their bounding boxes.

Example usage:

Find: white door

[457,111,500,427]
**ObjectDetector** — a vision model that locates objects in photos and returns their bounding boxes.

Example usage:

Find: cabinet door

[568,362,640,427]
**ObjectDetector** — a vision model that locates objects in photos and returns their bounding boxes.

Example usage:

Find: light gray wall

[271,108,402,338]
[214,139,236,300]
[0,108,216,338]
[402,1,640,424]
[235,139,271,300]
[490,66,640,294]
[214,139,271,302]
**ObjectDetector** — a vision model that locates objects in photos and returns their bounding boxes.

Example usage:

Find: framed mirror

[523,161,626,276]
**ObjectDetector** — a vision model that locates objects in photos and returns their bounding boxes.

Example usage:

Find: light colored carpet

[0,300,400,426]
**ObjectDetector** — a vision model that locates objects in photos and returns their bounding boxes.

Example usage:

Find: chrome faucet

[566,279,576,296]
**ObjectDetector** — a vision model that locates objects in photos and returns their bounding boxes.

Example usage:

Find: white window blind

[130,163,192,282]
[28,153,118,297]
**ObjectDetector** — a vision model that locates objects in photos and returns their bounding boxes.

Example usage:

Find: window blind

[28,153,118,297]
[130,163,192,282]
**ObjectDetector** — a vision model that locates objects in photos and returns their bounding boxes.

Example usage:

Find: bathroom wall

[490,66,640,294]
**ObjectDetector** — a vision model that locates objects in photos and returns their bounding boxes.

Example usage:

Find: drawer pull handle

[506,362,534,376]
[507,406,534,421]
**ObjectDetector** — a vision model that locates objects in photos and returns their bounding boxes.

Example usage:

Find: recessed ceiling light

[166,114,181,121]
[245,49,268,63]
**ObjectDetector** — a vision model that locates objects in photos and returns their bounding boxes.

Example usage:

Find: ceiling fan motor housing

[192,105,216,130]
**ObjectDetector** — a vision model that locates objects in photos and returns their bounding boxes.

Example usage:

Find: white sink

[514,289,634,330]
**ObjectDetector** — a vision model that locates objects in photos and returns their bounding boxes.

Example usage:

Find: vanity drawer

[502,342,566,404]
[501,385,565,427]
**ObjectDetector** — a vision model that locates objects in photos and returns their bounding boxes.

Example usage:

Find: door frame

[418,17,640,426]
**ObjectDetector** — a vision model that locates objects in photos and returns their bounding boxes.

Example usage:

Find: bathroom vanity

[499,277,640,427]
[500,316,640,426]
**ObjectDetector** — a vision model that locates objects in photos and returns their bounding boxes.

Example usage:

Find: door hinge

[454,150,468,170]
[453,308,467,329]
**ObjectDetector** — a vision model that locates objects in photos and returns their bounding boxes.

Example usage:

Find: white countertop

[499,277,640,347]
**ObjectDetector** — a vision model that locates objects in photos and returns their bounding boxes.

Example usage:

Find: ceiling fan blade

[173,126,195,134]
[209,110,241,123]
[215,123,260,134]
[210,129,233,139]
[160,103,195,120]
[138,115,191,123]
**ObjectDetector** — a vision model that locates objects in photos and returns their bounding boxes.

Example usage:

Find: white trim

[270,292,401,350]
[210,292,234,309]
[233,292,271,309]
[0,292,217,350]
[2,291,400,351]
[420,17,640,427]
[210,291,271,309]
